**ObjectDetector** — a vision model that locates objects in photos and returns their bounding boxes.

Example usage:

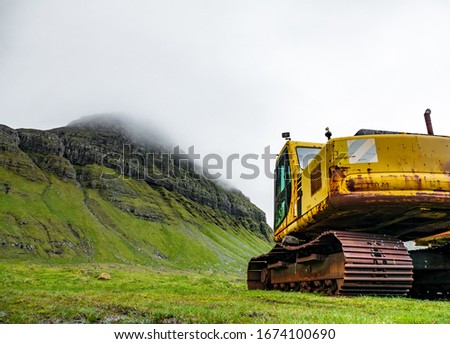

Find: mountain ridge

[0,116,272,271]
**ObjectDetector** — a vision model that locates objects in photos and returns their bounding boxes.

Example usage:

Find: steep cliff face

[0,116,272,270]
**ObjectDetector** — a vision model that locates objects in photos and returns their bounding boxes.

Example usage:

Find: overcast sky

[1,0,450,226]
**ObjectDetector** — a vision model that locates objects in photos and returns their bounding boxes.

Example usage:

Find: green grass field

[1,261,449,324]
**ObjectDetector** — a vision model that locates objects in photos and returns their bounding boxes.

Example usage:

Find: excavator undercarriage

[248,231,450,298]
[410,243,450,298]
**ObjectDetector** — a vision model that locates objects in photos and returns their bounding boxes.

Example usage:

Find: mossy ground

[1,262,449,324]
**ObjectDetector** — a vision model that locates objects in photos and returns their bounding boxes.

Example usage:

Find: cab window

[274,150,291,229]
[296,147,321,169]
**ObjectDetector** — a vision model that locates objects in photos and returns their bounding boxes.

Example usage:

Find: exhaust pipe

[424,108,434,135]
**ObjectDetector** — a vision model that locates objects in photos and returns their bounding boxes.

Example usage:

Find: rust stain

[444,160,450,176]
[346,178,356,191]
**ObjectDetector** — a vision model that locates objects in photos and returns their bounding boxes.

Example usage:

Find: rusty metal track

[334,232,413,296]
[247,231,414,296]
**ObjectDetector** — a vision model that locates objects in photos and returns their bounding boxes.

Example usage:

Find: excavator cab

[274,141,323,232]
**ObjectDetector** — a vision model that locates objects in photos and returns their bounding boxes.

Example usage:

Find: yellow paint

[274,134,450,242]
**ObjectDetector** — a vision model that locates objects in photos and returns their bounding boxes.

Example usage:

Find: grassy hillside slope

[0,158,271,272]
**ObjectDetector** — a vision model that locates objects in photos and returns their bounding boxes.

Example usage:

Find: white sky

[1,0,450,226]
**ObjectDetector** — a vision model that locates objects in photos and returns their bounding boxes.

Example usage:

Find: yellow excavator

[247,109,450,297]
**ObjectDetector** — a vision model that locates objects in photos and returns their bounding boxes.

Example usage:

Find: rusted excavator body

[248,110,450,297]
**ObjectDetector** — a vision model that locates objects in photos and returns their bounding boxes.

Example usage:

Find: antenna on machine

[325,127,332,140]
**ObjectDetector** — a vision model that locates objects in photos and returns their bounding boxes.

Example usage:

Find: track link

[247,231,414,296]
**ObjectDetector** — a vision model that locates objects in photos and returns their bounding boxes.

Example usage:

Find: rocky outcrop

[15,129,75,181]
[0,125,20,152]
[18,129,65,156]
[0,125,48,182]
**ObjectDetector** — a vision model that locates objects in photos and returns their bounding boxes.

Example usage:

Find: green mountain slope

[0,117,272,271]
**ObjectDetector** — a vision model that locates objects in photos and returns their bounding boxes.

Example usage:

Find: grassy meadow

[1,261,449,324]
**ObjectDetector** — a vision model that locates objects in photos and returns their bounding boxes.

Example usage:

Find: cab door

[274,149,291,230]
